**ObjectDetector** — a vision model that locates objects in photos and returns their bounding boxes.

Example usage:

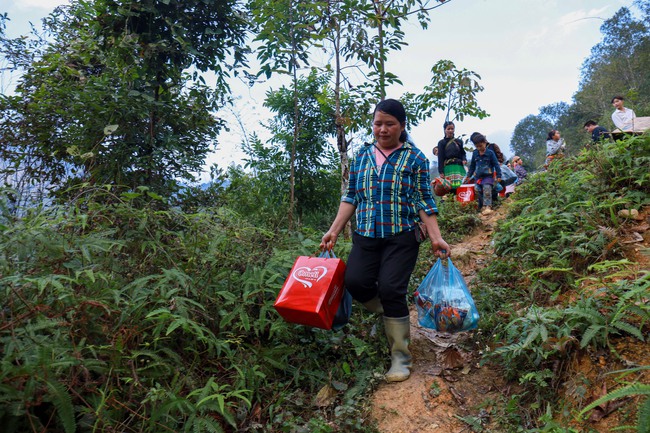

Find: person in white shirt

[545,129,566,169]
[611,95,636,131]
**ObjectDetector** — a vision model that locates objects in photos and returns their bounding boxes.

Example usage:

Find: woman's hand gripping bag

[414,258,479,333]
[274,251,347,330]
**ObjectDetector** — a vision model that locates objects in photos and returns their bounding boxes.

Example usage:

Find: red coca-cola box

[274,255,346,330]
[456,184,475,205]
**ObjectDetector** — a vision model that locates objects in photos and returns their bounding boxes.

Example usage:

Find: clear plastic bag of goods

[414,257,479,333]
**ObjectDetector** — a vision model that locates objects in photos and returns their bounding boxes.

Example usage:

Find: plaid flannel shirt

[343,142,438,238]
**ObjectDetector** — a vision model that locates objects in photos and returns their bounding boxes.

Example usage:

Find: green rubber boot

[362,296,384,314]
[383,316,412,382]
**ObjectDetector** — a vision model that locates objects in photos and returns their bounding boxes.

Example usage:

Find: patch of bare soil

[370,203,650,433]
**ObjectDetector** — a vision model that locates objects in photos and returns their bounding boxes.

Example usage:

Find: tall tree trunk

[332,15,352,238]
[288,0,297,230]
[374,0,386,100]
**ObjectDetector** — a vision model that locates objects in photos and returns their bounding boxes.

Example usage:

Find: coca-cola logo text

[458,190,473,202]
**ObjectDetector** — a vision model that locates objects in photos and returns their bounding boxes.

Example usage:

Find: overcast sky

[3,0,637,179]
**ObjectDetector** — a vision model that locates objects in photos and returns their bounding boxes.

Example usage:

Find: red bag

[274,252,346,330]
[432,177,452,196]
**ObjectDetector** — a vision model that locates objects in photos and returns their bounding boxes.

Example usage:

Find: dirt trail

[370,206,510,433]
[370,202,650,432]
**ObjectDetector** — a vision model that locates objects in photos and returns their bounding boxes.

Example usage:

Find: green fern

[190,416,225,433]
[611,320,645,341]
[45,380,76,433]
[579,383,650,433]
[579,324,603,348]
[639,397,650,433]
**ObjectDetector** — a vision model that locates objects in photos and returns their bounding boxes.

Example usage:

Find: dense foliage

[1,135,647,433]
[0,0,249,196]
[472,135,650,431]
[1,1,649,431]
[0,185,385,432]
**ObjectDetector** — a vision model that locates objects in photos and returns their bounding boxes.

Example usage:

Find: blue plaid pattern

[343,142,438,238]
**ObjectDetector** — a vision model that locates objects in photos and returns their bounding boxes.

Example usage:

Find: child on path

[471,132,505,203]
[464,133,502,215]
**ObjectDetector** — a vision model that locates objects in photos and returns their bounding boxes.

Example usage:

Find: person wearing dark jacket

[471,132,504,201]
[583,120,611,143]
[437,121,467,193]
[464,133,502,215]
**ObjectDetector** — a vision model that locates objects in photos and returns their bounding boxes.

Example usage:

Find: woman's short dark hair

[470,132,486,144]
[547,130,558,140]
[583,120,597,127]
[374,98,408,142]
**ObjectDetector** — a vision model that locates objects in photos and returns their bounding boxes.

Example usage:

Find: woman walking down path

[321,99,450,383]
[370,202,650,432]
[437,121,467,193]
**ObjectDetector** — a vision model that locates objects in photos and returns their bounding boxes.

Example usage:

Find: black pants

[345,230,420,317]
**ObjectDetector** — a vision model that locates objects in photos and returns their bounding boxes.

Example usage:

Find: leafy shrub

[471,135,649,427]
[492,135,649,276]
[436,198,482,244]
[0,185,382,433]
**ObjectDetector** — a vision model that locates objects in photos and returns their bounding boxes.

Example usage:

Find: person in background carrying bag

[437,121,467,193]
[321,99,450,383]
[464,133,502,215]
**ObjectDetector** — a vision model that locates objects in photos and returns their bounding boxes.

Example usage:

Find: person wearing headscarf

[511,156,527,185]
